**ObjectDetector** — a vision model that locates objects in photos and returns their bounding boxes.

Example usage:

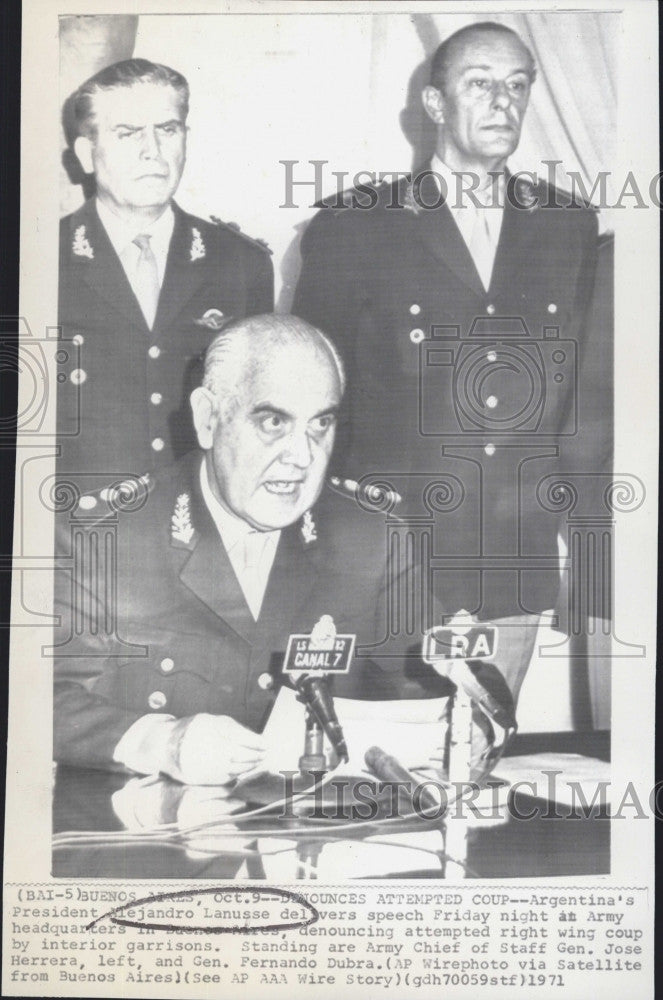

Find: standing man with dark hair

[58,58,273,478]
[294,22,600,688]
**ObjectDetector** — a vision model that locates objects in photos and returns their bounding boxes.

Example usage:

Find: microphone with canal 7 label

[283,616,355,771]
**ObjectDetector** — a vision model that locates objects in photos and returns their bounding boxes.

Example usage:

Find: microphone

[294,674,349,764]
[421,612,517,783]
[284,616,355,768]
[422,612,516,730]
[365,746,441,814]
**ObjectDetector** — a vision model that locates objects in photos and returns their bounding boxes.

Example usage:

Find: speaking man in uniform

[58,58,273,478]
[53,314,523,786]
[293,22,600,651]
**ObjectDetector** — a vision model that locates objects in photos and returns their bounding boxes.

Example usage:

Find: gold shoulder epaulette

[327,476,403,507]
[209,216,273,254]
[328,475,359,498]
[72,473,153,521]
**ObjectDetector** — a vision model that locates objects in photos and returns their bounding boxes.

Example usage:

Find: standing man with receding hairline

[58,58,273,481]
[294,22,600,700]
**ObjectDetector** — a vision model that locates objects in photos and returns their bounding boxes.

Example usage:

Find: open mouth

[263,481,302,495]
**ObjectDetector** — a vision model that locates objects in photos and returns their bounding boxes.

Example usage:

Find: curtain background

[59,10,618,306]
[58,11,618,732]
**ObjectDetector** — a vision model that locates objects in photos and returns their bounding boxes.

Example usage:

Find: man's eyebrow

[251,404,293,419]
[312,404,340,419]
[250,403,340,420]
[111,119,183,130]
[461,63,531,75]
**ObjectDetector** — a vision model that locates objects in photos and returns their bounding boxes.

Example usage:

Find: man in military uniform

[58,58,273,480]
[293,22,600,634]
[56,315,486,784]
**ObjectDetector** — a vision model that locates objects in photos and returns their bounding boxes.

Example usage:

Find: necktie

[132,234,160,329]
[468,206,494,292]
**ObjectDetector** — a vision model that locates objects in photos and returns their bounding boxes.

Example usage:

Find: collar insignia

[190,227,206,262]
[171,492,196,545]
[402,179,423,216]
[301,510,317,545]
[72,225,94,259]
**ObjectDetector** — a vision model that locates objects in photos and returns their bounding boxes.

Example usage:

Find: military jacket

[293,172,600,617]
[53,453,450,770]
[57,200,273,479]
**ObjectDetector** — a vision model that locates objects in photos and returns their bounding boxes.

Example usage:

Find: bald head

[430,22,536,95]
[191,315,345,530]
[200,314,345,421]
[423,22,535,175]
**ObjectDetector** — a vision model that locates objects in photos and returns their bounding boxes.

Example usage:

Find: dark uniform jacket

[53,452,449,771]
[57,199,273,478]
[293,172,600,618]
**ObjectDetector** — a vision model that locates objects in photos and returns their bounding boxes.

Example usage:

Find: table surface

[52,731,610,880]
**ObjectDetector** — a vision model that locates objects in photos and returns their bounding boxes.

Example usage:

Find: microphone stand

[443,672,473,879]
[422,615,504,879]
[299,708,327,775]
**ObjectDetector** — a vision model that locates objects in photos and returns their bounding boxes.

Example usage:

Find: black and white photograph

[3,1,658,998]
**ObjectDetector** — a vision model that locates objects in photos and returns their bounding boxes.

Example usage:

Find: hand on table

[166,713,267,786]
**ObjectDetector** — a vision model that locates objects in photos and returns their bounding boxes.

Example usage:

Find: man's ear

[422,85,445,125]
[190,387,218,450]
[73,135,95,175]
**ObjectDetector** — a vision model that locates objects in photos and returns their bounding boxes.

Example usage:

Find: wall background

[60,10,617,307]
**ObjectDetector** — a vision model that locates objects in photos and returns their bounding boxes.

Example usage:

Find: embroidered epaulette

[328,475,360,499]
[316,181,388,213]
[209,216,273,254]
[524,178,599,213]
[69,473,153,522]
[327,475,403,508]
[316,189,356,211]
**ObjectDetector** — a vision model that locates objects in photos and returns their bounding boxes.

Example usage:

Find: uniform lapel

[174,468,256,643]
[178,516,320,646]
[71,201,149,332]
[152,203,209,336]
[173,460,322,645]
[489,176,540,296]
[255,516,321,641]
[407,174,485,298]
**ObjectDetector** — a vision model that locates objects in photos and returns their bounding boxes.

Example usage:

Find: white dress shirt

[199,459,281,621]
[113,461,280,775]
[95,197,175,291]
[431,155,505,291]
